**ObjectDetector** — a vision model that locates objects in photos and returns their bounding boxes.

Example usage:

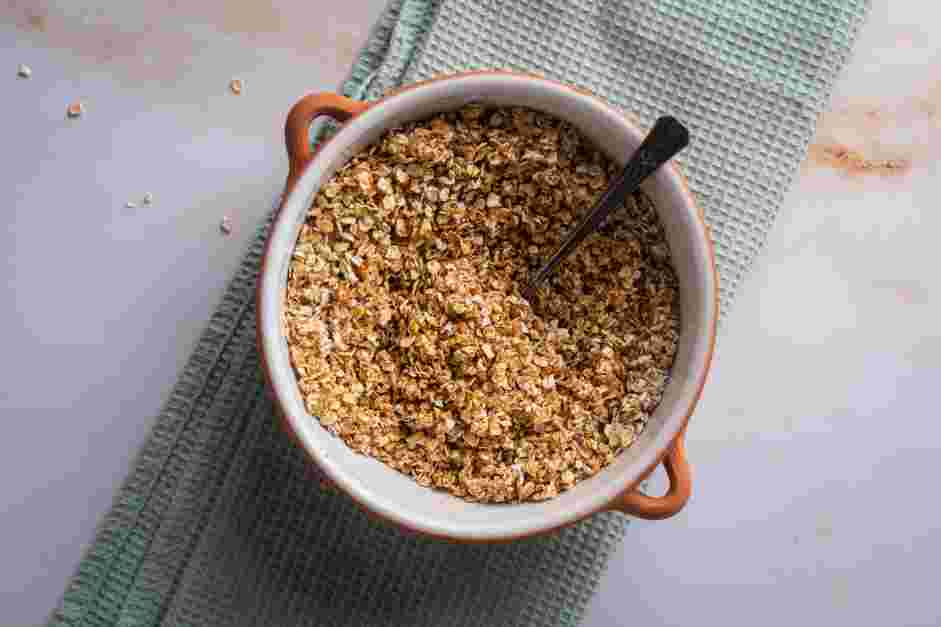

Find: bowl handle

[284,93,369,194]
[609,431,692,520]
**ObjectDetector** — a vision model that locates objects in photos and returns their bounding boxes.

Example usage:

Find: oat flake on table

[66,101,84,119]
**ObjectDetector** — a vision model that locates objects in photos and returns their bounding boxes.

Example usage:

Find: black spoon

[522,116,689,302]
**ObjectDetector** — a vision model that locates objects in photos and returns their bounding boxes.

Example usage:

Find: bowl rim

[258,71,718,541]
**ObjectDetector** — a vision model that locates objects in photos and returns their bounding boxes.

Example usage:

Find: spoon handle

[523,116,689,301]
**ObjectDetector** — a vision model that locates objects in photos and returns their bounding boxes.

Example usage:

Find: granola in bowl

[284,105,680,503]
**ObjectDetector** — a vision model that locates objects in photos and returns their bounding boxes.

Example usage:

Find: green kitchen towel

[50,1,869,626]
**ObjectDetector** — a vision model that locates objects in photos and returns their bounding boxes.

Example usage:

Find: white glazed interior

[259,74,717,540]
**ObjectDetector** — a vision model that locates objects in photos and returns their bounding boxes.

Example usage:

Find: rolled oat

[284,106,680,503]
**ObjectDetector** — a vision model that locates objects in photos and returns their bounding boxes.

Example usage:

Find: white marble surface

[2,1,939,626]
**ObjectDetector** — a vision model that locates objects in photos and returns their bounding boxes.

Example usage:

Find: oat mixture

[284,105,680,503]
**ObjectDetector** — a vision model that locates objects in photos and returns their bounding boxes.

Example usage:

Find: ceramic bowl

[258,72,717,542]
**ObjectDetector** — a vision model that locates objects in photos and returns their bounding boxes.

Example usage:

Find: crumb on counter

[67,101,84,119]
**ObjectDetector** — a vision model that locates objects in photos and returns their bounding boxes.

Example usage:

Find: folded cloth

[50,1,869,626]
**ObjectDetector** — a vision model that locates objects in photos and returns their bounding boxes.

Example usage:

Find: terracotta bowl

[258,72,718,542]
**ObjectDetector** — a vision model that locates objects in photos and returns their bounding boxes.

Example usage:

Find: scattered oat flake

[142,192,153,206]
[66,101,84,118]
[229,79,243,95]
[220,216,233,235]
[17,64,31,79]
